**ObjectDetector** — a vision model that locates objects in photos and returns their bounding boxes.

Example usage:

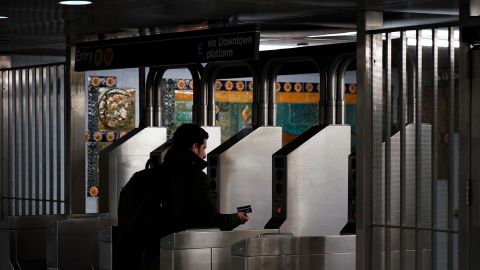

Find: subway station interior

[1,0,480,269]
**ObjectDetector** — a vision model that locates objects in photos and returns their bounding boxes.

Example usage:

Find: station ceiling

[0,0,458,56]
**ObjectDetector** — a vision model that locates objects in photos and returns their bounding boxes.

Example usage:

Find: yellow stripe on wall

[176,90,193,101]
[215,91,253,103]
[175,90,358,104]
[345,93,356,104]
[276,92,320,103]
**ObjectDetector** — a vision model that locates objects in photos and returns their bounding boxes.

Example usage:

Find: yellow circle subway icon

[94,49,103,67]
[104,48,114,66]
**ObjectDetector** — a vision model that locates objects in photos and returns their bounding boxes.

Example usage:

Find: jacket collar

[164,145,207,171]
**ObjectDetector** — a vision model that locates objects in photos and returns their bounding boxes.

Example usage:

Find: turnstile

[160,229,278,270]
[8,215,59,269]
[208,126,283,230]
[47,214,114,270]
[237,125,353,270]
[99,127,167,217]
[231,234,356,270]
[266,125,351,236]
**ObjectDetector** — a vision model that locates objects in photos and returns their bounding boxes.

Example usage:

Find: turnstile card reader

[160,229,278,270]
[208,126,283,230]
[266,125,350,236]
[99,127,167,216]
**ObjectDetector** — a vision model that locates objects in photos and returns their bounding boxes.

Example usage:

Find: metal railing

[1,63,66,217]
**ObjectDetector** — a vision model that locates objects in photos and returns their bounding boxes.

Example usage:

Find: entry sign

[74,25,260,71]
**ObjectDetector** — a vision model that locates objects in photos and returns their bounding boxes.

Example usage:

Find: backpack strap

[145,158,153,170]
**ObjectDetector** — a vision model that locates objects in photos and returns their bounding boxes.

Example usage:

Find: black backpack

[117,165,170,250]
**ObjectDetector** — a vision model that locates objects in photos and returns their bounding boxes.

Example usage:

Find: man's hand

[237,212,249,223]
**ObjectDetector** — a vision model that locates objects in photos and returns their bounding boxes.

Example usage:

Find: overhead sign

[74,25,260,71]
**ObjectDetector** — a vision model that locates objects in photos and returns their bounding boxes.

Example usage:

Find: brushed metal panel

[161,229,278,249]
[27,67,34,215]
[11,227,50,265]
[420,125,432,228]
[388,125,432,229]
[47,216,114,270]
[391,250,400,270]
[232,235,356,256]
[98,227,112,270]
[160,249,174,270]
[8,215,60,233]
[171,249,211,270]
[389,229,401,270]
[8,215,60,267]
[34,67,42,215]
[218,126,282,229]
[41,66,49,214]
[56,65,65,215]
[286,253,355,270]
[372,227,384,270]
[66,49,86,214]
[390,131,401,226]
[405,124,416,227]
[1,70,7,219]
[49,65,58,214]
[212,247,231,270]
[100,127,167,216]
[0,227,13,270]
[404,250,416,270]
[18,69,25,215]
[57,235,98,270]
[55,217,114,235]
[280,125,350,236]
[231,255,285,270]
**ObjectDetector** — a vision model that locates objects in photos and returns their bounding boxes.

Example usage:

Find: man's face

[193,139,207,159]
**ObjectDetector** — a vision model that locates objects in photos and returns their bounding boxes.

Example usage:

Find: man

[117,123,248,269]
[162,123,249,232]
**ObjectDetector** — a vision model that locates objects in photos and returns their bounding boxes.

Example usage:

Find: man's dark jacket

[161,146,242,232]
[118,145,242,252]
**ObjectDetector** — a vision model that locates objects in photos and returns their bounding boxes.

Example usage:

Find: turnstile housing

[267,125,350,236]
[231,234,356,270]
[160,229,278,270]
[99,127,167,216]
[47,215,114,270]
[207,126,283,230]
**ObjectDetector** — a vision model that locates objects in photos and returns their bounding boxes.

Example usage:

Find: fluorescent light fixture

[259,44,299,51]
[0,16,8,19]
[59,0,92,5]
[387,30,460,48]
[308,31,357,38]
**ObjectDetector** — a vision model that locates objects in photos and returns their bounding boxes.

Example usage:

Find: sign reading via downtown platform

[74,25,260,71]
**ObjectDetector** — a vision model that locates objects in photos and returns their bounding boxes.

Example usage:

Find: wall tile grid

[175,79,357,142]
[86,76,136,197]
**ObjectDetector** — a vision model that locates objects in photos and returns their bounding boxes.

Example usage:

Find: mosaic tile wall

[86,76,136,197]
[174,79,357,144]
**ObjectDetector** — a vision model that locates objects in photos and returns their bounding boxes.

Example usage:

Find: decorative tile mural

[172,79,357,144]
[86,76,136,197]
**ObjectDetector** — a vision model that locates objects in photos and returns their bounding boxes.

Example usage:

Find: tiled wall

[174,79,357,145]
[85,76,136,198]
